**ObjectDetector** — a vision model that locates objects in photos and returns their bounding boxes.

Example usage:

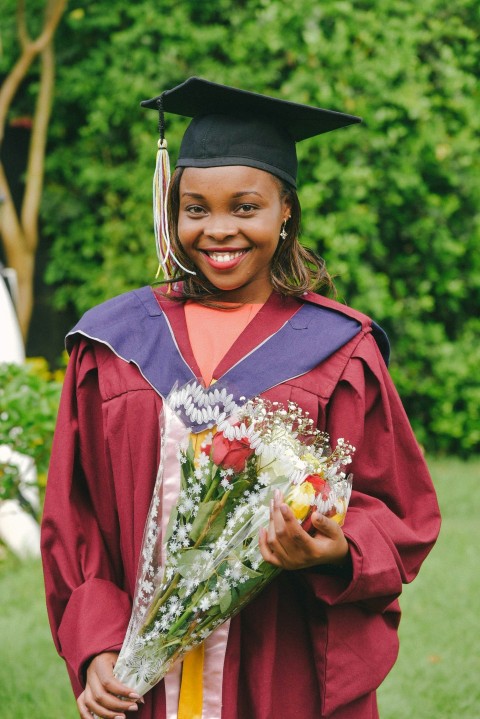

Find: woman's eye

[237,204,257,213]
[186,205,206,215]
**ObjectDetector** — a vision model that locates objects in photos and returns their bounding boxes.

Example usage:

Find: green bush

[0,360,63,519]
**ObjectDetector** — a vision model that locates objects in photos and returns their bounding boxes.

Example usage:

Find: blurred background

[0,1,479,717]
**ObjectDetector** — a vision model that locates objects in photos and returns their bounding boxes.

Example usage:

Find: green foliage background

[0,361,63,517]
[3,0,479,454]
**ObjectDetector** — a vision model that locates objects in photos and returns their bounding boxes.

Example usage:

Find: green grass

[378,457,480,719]
[0,457,478,718]
[0,553,78,717]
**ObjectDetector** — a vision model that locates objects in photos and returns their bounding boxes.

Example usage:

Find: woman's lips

[201,249,249,270]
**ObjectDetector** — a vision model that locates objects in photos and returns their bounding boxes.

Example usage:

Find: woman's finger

[83,689,126,719]
[258,526,282,566]
[309,512,349,564]
[84,678,139,715]
[266,495,294,559]
[90,653,140,701]
[83,652,142,718]
[310,511,342,537]
[77,691,94,719]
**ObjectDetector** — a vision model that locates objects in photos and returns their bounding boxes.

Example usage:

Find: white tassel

[152,139,196,279]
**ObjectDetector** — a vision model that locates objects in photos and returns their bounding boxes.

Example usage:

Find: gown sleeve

[300,332,441,611]
[41,340,132,696]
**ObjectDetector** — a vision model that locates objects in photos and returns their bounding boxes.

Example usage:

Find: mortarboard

[141,77,361,278]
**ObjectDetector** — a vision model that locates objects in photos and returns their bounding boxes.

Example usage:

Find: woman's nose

[203,214,238,241]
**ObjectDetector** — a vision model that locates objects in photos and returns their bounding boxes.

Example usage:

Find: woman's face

[177,165,291,303]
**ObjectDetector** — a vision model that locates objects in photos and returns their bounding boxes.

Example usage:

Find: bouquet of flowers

[113,382,355,696]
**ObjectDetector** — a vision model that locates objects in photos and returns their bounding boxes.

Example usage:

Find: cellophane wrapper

[113,382,355,696]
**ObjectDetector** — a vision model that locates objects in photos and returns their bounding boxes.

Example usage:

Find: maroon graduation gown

[41,289,441,718]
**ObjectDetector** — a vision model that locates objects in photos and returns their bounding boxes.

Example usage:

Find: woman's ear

[281,194,292,222]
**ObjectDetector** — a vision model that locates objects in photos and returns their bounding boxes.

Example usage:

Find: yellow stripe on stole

[177,426,212,718]
[177,641,205,719]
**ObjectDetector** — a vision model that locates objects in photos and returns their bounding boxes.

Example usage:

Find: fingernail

[114,715,125,719]
[280,503,288,516]
[128,706,139,712]
[128,693,141,700]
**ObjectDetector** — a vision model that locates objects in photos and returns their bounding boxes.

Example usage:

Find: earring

[280,219,288,240]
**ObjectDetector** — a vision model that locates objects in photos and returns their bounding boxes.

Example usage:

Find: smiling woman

[41,77,440,719]
[176,165,290,303]
[167,163,331,303]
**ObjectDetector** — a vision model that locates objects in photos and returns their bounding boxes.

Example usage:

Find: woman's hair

[164,166,335,301]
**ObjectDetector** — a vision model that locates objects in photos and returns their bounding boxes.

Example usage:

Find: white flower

[198,451,210,467]
[257,472,271,486]
[182,496,195,512]
[199,597,211,612]
[216,537,228,552]
[201,432,213,447]
[231,563,243,580]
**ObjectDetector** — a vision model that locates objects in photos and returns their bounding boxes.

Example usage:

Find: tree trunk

[0,0,66,342]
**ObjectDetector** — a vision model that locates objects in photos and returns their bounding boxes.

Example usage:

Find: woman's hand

[258,489,350,570]
[77,651,143,719]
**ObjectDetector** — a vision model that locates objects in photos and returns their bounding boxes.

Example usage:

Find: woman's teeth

[207,250,247,263]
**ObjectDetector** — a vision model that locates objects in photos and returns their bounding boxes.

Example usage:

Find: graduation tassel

[153,96,196,280]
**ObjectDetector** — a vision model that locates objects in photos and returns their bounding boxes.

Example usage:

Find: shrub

[0,359,63,520]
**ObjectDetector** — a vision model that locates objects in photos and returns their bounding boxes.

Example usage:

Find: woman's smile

[177,165,291,304]
[201,248,250,269]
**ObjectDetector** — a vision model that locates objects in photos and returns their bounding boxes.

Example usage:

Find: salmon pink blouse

[184,301,264,385]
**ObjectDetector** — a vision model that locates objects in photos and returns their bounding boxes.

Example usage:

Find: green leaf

[228,479,251,498]
[164,506,178,544]
[188,501,218,543]
[219,589,232,614]
[175,549,210,578]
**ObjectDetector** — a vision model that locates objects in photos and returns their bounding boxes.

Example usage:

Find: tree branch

[0,163,24,259]
[21,40,55,252]
[0,47,38,146]
[29,0,68,56]
[0,0,67,145]
[17,0,31,49]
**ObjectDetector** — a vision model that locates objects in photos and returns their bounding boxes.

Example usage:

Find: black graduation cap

[141,77,361,188]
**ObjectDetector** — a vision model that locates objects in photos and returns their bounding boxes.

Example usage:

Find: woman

[41,78,441,719]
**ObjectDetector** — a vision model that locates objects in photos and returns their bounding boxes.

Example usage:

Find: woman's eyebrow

[231,191,262,198]
[181,191,206,199]
[181,190,263,199]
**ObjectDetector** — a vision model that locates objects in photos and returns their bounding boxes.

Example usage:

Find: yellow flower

[287,481,316,521]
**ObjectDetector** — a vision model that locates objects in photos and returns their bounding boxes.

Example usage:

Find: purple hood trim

[67,287,364,411]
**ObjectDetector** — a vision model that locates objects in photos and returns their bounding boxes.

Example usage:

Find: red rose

[306,473,330,500]
[202,442,212,457]
[211,431,254,473]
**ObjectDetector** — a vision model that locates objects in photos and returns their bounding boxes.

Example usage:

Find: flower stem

[141,574,180,633]
[192,489,231,549]
[203,472,221,502]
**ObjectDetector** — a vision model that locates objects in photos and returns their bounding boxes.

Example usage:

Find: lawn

[0,457,478,718]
